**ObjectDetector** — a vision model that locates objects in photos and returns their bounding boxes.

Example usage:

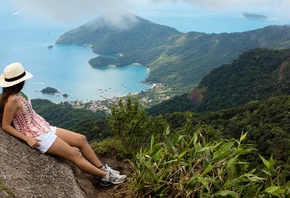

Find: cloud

[10,0,131,25]
[10,0,290,25]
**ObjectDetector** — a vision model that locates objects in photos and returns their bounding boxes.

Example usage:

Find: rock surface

[0,129,101,198]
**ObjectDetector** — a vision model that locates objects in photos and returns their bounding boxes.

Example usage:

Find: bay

[0,2,151,103]
[1,1,289,102]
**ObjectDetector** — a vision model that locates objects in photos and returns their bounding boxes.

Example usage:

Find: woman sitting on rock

[0,62,126,187]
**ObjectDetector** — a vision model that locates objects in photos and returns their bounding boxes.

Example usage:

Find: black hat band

[5,71,26,82]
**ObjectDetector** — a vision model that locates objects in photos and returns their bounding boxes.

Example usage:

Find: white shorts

[36,126,57,153]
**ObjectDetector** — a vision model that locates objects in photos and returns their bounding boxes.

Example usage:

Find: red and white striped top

[12,92,50,138]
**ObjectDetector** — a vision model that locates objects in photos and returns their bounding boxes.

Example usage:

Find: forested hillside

[56,13,290,94]
[148,48,290,115]
[197,95,290,165]
[158,94,290,165]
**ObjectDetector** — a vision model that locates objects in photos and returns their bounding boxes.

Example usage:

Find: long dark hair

[0,81,25,123]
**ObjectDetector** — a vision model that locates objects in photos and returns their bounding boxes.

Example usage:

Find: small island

[242,13,268,19]
[41,87,59,95]
[41,87,69,98]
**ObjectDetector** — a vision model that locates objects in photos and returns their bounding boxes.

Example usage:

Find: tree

[108,95,168,153]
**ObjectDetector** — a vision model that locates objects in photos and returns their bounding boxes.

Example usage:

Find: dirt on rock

[85,157,133,198]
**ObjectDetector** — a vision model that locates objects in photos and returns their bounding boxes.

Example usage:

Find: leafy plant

[126,125,290,197]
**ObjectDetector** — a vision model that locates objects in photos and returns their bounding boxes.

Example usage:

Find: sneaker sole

[111,180,126,184]
[100,180,113,187]
[100,179,125,186]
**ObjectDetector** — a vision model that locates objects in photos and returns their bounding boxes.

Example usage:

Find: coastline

[57,82,171,113]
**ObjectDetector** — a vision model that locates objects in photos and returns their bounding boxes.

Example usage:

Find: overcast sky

[10,0,290,26]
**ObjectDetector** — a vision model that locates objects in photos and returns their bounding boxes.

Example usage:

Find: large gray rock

[0,129,100,198]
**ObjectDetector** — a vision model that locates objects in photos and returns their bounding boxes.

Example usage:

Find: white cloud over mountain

[10,0,290,25]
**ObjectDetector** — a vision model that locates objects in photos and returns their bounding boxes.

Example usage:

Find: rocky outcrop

[188,86,206,106]
[0,129,99,198]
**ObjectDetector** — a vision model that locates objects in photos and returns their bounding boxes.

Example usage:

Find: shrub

[108,95,168,156]
[91,138,131,160]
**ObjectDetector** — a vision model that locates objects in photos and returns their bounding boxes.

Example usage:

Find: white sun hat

[0,62,33,87]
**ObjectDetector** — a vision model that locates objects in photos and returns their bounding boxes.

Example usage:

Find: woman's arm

[2,95,39,147]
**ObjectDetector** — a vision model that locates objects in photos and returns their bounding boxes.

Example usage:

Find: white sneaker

[100,172,126,186]
[102,164,120,175]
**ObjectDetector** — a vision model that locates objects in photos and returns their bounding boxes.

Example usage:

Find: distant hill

[191,48,290,112]
[147,48,290,115]
[56,14,290,94]
[56,14,182,68]
[242,13,268,19]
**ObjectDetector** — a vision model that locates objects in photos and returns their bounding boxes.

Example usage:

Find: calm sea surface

[1,2,289,102]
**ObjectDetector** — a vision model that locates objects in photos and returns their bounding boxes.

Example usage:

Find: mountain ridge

[147,48,290,115]
[56,14,290,95]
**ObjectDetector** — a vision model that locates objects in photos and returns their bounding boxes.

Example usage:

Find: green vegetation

[40,87,59,94]
[151,95,290,173]
[146,93,194,116]
[56,14,290,96]
[128,129,289,197]
[147,48,290,115]
[90,99,167,159]
[198,95,290,169]
[0,182,15,196]
[32,93,290,197]
[194,48,290,112]
[99,96,290,197]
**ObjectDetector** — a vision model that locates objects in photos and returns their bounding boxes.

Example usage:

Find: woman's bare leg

[46,137,107,178]
[55,127,103,168]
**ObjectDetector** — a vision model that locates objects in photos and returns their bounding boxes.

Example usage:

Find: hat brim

[0,71,33,88]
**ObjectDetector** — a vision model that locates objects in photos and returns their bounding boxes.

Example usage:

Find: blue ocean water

[136,4,290,33]
[1,2,289,102]
[0,2,151,102]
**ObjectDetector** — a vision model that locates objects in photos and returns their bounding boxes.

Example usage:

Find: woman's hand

[26,137,41,148]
